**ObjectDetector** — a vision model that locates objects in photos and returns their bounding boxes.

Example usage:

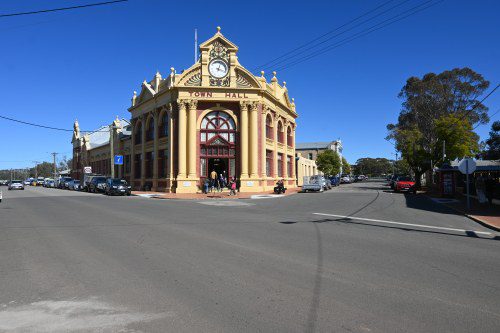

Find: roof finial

[271,71,277,82]
[170,67,175,74]
[217,26,221,33]
[283,81,287,87]
[260,70,265,77]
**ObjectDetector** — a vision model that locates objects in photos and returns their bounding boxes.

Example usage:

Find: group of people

[474,174,497,206]
[204,170,237,196]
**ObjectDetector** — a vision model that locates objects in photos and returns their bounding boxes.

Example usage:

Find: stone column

[249,102,259,179]
[177,100,187,179]
[187,99,198,179]
[239,101,249,179]
[273,119,278,178]
[260,107,267,178]
[130,119,136,186]
[152,109,159,190]
[292,126,296,179]
[140,115,146,188]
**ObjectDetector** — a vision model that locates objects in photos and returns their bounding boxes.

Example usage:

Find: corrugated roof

[295,142,331,150]
[87,119,130,148]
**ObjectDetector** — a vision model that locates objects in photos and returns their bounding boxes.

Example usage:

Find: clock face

[209,59,229,78]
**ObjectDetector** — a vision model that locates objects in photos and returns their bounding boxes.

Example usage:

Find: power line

[274,0,443,72]
[0,0,128,18]
[252,0,402,71]
[460,83,500,122]
[473,108,500,130]
[0,114,110,133]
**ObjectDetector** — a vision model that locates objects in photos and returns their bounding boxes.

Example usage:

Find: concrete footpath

[132,187,301,200]
[443,195,500,232]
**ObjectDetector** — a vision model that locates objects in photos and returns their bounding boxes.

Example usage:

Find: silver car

[8,180,24,190]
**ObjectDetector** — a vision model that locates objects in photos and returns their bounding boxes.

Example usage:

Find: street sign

[458,158,476,175]
[84,166,92,174]
[458,158,476,211]
[114,155,123,165]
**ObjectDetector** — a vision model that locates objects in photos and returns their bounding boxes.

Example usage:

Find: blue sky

[0,0,498,169]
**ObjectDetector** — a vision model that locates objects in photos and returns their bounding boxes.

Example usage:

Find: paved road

[0,182,499,332]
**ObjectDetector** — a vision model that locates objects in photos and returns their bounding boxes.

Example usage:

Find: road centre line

[313,213,493,236]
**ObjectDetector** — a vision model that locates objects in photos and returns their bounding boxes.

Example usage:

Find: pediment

[199,32,238,51]
[136,82,155,104]
[235,67,261,89]
[177,63,202,87]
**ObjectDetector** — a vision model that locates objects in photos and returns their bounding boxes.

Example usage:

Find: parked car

[8,180,24,190]
[23,180,31,185]
[329,176,339,187]
[89,176,108,193]
[46,179,56,188]
[104,178,132,196]
[394,176,416,193]
[324,178,332,190]
[0,180,8,186]
[58,177,73,189]
[389,174,402,189]
[43,178,53,187]
[83,174,103,192]
[302,175,325,192]
[72,180,82,191]
[340,175,352,184]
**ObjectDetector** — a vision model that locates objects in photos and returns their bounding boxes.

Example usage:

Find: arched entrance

[200,111,237,181]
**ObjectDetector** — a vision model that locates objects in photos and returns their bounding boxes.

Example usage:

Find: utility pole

[33,161,40,179]
[51,152,58,180]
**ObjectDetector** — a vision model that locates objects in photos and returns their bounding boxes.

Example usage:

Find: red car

[394,176,416,193]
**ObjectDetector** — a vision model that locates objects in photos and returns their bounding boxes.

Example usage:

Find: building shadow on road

[279,218,499,241]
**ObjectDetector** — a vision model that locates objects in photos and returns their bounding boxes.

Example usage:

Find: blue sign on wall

[114,155,123,165]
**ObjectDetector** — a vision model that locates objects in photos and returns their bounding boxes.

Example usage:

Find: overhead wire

[273,0,443,72]
[0,114,111,133]
[0,0,128,18]
[252,0,401,71]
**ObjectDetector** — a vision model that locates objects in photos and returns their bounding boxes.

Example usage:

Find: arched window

[134,121,142,145]
[277,121,284,144]
[287,126,293,147]
[146,117,154,141]
[200,111,237,179]
[266,114,273,140]
[158,112,168,138]
[200,111,236,144]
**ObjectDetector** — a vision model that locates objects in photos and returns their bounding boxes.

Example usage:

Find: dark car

[104,178,131,196]
[58,177,73,189]
[88,176,108,193]
[329,176,339,187]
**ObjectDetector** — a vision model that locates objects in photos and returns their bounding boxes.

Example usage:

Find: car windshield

[398,177,413,181]
[74,180,80,184]
[95,177,107,183]
[12,180,22,184]
[111,179,127,185]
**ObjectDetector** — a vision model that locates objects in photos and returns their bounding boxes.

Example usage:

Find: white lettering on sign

[246,181,254,187]
[183,181,191,187]
[187,91,250,99]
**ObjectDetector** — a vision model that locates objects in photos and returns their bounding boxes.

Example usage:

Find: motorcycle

[274,181,286,194]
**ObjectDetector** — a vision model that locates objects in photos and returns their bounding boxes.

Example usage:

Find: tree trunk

[414,171,423,189]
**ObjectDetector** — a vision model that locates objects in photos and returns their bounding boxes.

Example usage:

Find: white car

[8,180,24,190]
[23,180,31,185]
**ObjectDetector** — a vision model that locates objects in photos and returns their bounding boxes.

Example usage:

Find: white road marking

[198,200,254,206]
[0,298,170,332]
[313,213,493,236]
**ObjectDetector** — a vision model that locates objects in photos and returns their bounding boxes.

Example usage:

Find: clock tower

[200,26,239,88]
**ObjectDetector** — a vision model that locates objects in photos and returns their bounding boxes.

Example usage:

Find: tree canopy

[481,121,500,160]
[354,158,392,176]
[341,156,351,174]
[387,67,489,186]
[316,149,341,176]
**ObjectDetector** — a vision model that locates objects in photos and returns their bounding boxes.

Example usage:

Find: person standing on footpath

[485,174,496,206]
[210,169,217,193]
[475,174,487,204]
[228,177,237,196]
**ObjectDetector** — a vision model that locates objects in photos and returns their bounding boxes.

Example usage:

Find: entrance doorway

[200,111,238,182]
[208,158,228,178]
